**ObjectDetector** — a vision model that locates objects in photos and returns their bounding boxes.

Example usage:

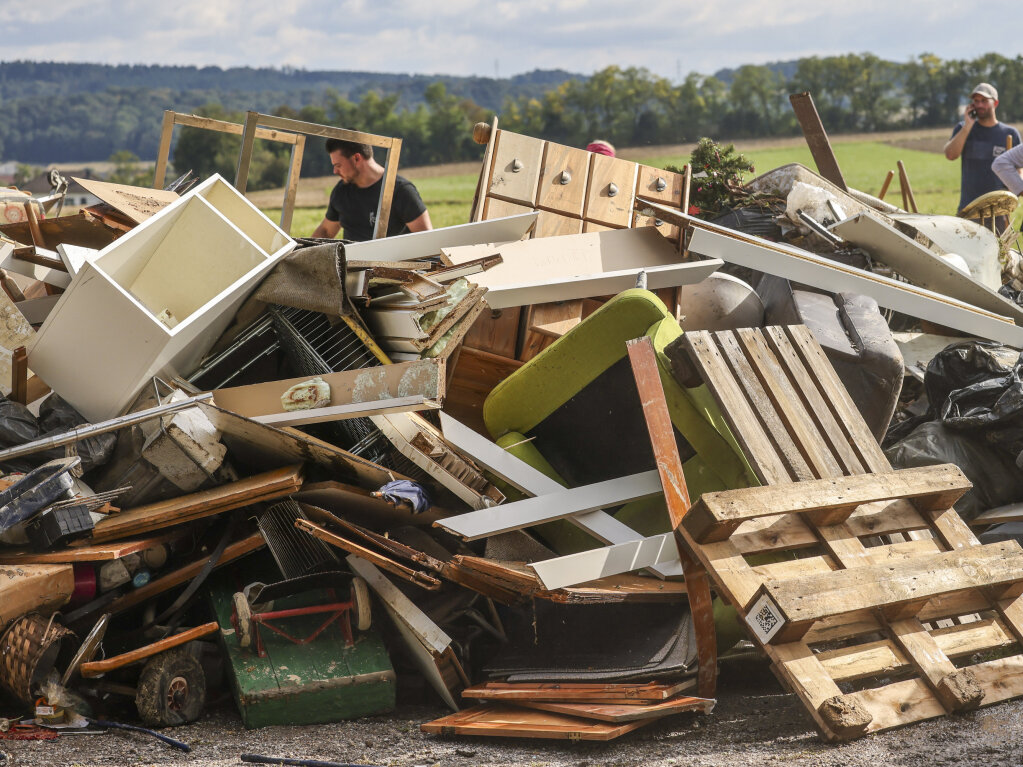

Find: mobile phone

[969,108,978,118]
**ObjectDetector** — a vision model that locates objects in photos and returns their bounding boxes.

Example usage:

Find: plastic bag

[885,420,1023,521]
[0,394,115,474]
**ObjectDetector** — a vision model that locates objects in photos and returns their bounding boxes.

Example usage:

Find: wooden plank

[781,326,892,473]
[760,326,869,475]
[463,681,695,703]
[731,328,844,479]
[517,695,713,723]
[714,330,814,481]
[0,564,74,631]
[0,531,184,564]
[789,92,848,190]
[752,541,1023,643]
[434,470,663,540]
[626,336,717,697]
[80,622,219,677]
[681,332,792,484]
[211,359,445,424]
[106,533,264,615]
[92,465,303,542]
[683,465,971,544]
[421,704,652,740]
[297,518,442,590]
[817,618,1017,684]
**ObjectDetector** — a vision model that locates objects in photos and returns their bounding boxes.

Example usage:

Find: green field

[268,141,1013,238]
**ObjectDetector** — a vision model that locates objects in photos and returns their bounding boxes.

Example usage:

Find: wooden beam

[750,541,1023,644]
[80,622,219,677]
[683,465,971,544]
[626,336,718,697]
[92,465,303,542]
[789,92,847,190]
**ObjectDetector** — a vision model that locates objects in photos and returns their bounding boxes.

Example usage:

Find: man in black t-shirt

[311,139,431,242]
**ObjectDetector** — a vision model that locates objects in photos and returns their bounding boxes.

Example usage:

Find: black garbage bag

[924,341,1023,461]
[0,397,42,448]
[885,421,1023,521]
[0,394,116,474]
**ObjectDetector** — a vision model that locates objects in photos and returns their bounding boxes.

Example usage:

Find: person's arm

[405,209,432,233]
[944,118,972,160]
[993,144,1023,195]
[310,218,341,239]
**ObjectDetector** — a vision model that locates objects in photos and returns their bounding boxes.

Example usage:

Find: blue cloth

[951,121,1022,210]
[375,480,432,514]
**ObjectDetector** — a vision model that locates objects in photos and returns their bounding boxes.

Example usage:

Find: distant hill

[0,61,584,164]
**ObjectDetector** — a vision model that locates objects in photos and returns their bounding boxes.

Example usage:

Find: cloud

[0,0,1019,78]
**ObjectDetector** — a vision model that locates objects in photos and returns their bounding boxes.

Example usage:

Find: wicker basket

[0,614,73,704]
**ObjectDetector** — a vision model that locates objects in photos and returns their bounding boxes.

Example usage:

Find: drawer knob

[511,158,523,173]
[654,218,664,227]
[655,177,667,192]
[558,170,572,185]
[607,182,619,197]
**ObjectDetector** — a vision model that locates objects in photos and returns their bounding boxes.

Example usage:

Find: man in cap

[944,83,1021,221]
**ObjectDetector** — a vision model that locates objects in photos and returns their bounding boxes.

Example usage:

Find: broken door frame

[152,110,403,240]
[153,111,306,234]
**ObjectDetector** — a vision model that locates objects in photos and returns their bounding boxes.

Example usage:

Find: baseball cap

[971,83,998,101]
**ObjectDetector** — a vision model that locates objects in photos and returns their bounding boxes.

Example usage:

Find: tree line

[5,53,1023,189]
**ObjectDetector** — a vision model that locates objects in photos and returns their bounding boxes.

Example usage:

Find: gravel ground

[5,658,1022,767]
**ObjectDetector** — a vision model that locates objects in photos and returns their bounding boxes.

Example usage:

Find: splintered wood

[674,325,1023,741]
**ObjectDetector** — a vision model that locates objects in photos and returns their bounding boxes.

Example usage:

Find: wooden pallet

[670,325,1023,740]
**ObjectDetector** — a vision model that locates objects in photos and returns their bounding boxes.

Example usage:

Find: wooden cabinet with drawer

[488,130,544,206]
[584,154,638,228]
[537,142,591,217]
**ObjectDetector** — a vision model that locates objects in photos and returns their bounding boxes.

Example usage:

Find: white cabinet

[29,175,295,421]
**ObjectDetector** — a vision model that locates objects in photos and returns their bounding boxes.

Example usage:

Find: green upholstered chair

[483,288,757,556]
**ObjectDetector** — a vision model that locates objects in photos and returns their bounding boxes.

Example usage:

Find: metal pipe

[0,392,214,463]
[241,755,380,767]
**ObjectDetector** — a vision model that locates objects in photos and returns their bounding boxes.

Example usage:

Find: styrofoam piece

[28,175,295,421]
[342,213,538,263]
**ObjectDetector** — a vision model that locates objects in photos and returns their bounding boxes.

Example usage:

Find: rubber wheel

[233,592,252,649]
[135,648,206,727]
[351,577,371,631]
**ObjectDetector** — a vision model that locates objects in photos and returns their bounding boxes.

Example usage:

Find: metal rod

[0,392,214,463]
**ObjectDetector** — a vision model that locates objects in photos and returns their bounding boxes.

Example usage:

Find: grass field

[266,137,1010,238]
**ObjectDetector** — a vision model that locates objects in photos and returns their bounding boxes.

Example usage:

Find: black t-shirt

[324,174,426,242]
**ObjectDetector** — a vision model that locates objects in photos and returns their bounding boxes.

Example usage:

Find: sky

[1,1,1019,80]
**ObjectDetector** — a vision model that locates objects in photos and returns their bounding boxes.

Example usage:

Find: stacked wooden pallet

[670,325,1023,740]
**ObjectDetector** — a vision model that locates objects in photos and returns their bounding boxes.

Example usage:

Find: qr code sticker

[754,604,778,635]
[746,593,783,643]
